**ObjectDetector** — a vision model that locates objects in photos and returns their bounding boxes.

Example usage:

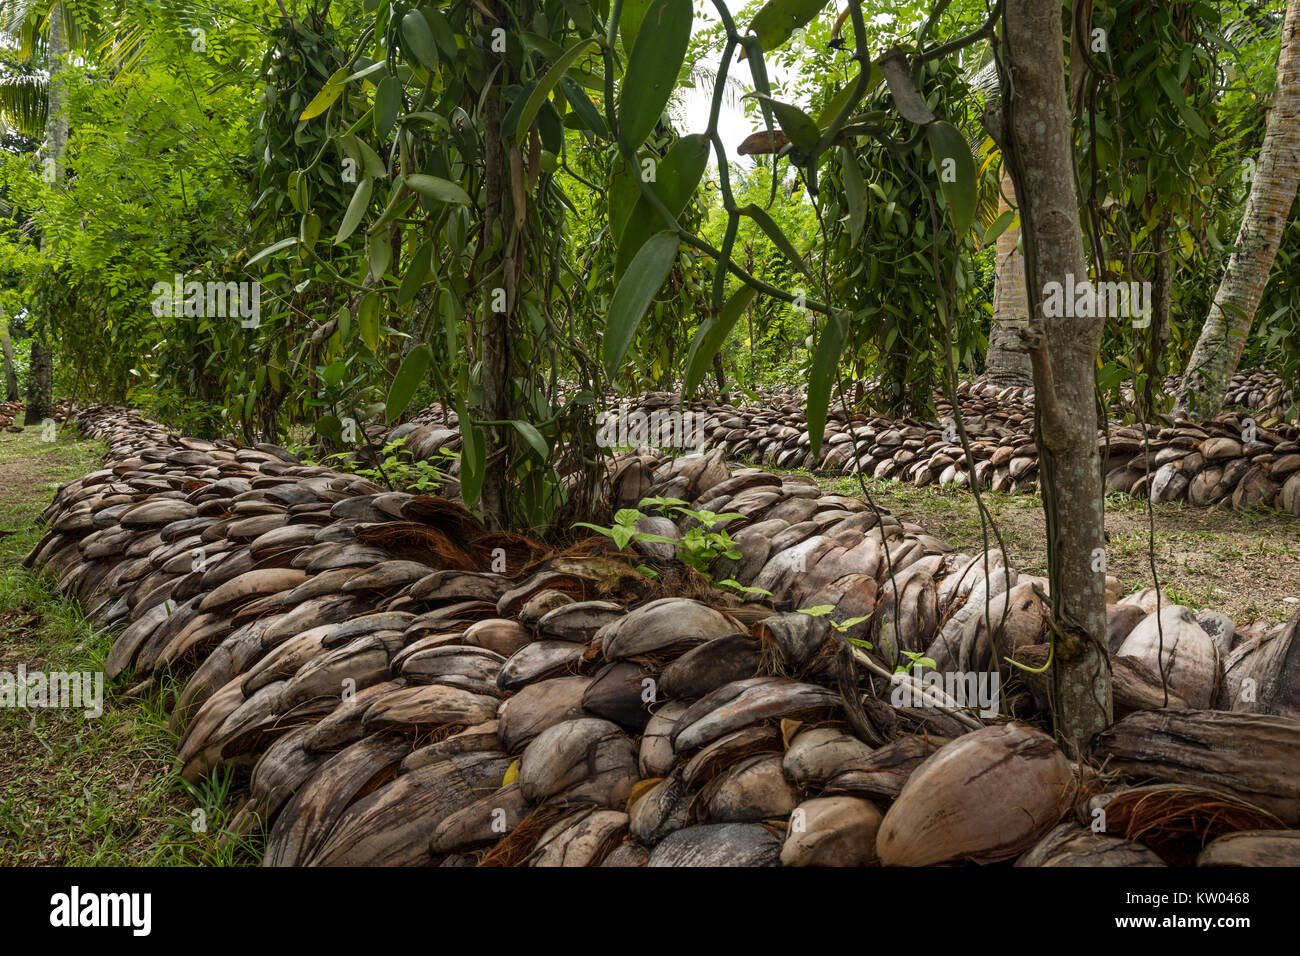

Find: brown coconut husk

[1080,784,1284,866]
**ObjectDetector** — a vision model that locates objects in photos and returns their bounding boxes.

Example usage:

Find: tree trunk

[25,1,68,425]
[986,165,1034,386]
[24,338,52,425]
[1141,214,1172,414]
[1,318,17,402]
[479,91,511,529]
[1174,0,1300,420]
[1001,0,1111,752]
[45,3,69,177]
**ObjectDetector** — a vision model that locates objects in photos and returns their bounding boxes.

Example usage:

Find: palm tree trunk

[1175,0,1300,420]
[986,164,1033,386]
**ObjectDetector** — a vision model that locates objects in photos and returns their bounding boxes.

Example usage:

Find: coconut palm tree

[986,164,1032,386]
[1175,0,1300,421]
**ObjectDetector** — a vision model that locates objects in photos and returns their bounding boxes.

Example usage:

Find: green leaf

[560,76,608,139]
[386,344,433,423]
[839,145,866,245]
[982,209,1016,246]
[247,237,298,268]
[925,120,976,238]
[741,203,811,278]
[373,75,402,138]
[358,293,381,351]
[807,310,848,456]
[615,133,709,275]
[401,11,440,71]
[683,284,758,398]
[458,408,486,508]
[617,0,693,147]
[603,231,680,379]
[753,94,819,152]
[335,177,374,244]
[369,233,393,282]
[405,173,471,204]
[618,0,655,52]
[750,0,829,52]
[420,5,458,59]
[814,64,882,126]
[514,38,599,143]
[397,239,433,306]
[299,66,350,121]
[880,52,935,124]
[510,420,549,459]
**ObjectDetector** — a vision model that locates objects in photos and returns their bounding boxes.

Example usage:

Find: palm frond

[0,69,47,136]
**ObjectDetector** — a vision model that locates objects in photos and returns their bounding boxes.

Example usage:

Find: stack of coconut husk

[24,405,1300,866]
[0,399,23,431]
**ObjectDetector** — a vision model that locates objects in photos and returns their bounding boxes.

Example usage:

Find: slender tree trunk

[1001,0,1111,752]
[1141,214,1172,414]
[480,91,511,529]
[1,317,17,402]
[24,337,52,424]
[24,1,68,427]
[986,165,1034,386]
[1175,0,1300,420]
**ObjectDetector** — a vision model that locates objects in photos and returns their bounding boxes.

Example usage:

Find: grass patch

[0,423,261,865]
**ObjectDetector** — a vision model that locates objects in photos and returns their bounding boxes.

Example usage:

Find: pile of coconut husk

[23,404,1300,866]
[0,399,23,431]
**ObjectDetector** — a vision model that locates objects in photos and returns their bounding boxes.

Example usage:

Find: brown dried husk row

[20,404,1300,866]
[384,370,1300,513]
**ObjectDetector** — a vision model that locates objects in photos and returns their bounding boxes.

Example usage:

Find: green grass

[0,423,261,865]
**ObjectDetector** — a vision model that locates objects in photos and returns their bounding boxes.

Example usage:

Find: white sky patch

[671,0,797,169]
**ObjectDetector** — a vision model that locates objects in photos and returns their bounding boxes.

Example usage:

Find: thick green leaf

[401,11,439,71]
[369,233,393,281]
[335,177,374,244]
[750,0,829,51]
[741,203,812,278]
[247,237,297,268]
[753,94,820,151]
[839,145,866,245]
[458,406,485,507]
[398,240,433,305]
[299,67,350,121]
[560,76,608,138]
[358,292,381,351]
[420,5,458,59]
[683,284,758,398]
[615,133,709,275]
[510,420,549,459]
[925,120,976,238]
[618,0,654,52]
[373,75,402,138]
[603,231,680,379]
[515,38,598,143]
[814,64,883,126]
[982,209,1016,246]
[386,344,433,422]
[881,53,935,124]
[405,173,471,204]
[609,151,646,246]
[807,311,848,456]
[617,0,693,147]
